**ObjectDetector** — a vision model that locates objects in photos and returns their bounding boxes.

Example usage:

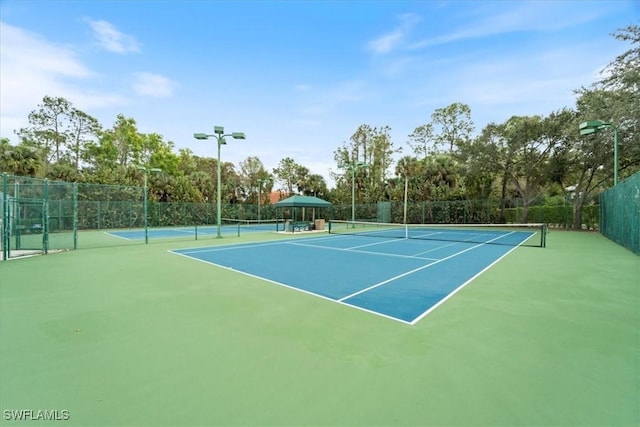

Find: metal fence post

[43,179,49,254]
[2,173,7,260]
[73,182,78,250]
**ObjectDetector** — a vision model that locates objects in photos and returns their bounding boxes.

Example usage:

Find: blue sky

[1,0,638,186]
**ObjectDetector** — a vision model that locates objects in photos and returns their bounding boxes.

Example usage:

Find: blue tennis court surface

[170,229,537,324]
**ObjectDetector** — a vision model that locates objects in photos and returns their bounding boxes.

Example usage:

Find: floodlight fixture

[193,125,246,237]
[578,120,619,185]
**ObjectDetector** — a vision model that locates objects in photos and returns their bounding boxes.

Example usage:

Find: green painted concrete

[1,231,638,426]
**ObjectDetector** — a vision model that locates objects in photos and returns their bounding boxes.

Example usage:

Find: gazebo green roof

[274,195,332,208]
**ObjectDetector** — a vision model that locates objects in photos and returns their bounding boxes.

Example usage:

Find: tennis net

[221,218,284,233]
[328,220,547,247]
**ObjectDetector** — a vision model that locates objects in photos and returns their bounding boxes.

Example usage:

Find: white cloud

[297,79,369,119]
[408,43,613,127]
[366,13,420,54]
[294,84,312,92]
[1,21,92,79]
[84,18,141,54]
[132,72,177,98]
[0,22,89,135]
[408,2,603,50]
[367,29,405,55]
[0,21,131,139]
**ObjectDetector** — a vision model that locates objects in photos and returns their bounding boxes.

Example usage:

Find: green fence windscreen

[599,172,640,255]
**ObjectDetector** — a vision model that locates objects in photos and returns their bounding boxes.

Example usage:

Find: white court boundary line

[104,231,132,241]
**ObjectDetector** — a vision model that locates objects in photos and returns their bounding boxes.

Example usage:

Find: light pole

[564,185,576,229]
[579,120,619,185]
[339,161,369,223]
[257,178,270,221]
[137,166,161,244]
[194,126,246,238]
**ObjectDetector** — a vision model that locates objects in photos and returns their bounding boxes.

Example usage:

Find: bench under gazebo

[274,195,332,232]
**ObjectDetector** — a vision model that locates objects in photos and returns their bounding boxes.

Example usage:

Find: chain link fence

[1,173,606,259]
[599,171,640,254]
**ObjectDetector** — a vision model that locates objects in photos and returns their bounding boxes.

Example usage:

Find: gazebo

[274,195,332,232]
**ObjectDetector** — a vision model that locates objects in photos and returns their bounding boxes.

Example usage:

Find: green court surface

[0,230,638,426]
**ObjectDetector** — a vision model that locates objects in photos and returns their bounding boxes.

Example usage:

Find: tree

[456,128,502,201]
[191,157,217,202]
[238,156,269,202]
[67,109,101,170]
[333,124,400,203]
[407,123,434,159]
[0,138,44,176]
[143,133,180,177]
[16,96,71,164]
[105,115,143,167]
[273,157,300,195]
[16,96,100,171]
[395,155,422,223]
[422,153,462,201]
[567,90,632,228]
[503,115,558,222]
[431,103,475,154]
[600,25,639,93]
[297,172,327,197]
[463,122,515,222]
[221,161,241,204]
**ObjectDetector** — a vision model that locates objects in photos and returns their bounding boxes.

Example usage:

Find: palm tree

[395,156,421,223]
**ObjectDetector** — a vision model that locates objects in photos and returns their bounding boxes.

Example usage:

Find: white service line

[286,240,440,261]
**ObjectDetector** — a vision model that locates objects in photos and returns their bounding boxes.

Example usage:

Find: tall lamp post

[194,126,246,238]
[137,166,161,244]
[257,178,270,221]
[339,161,369,223]
[579,120,619,186]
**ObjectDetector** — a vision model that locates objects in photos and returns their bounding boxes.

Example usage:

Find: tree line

[1,25,638,229]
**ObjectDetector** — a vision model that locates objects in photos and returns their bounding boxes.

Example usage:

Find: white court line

[172,234,343,255]
[338,231,515,302]
[286,240,440,261]
[171,228,199,234]
[411,240,466,257]
[104,231,132,241]
[175,240,291,255]
[347,238,410,250]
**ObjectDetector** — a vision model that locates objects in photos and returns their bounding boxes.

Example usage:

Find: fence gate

[13,197,47,252]
[377,201,391,223]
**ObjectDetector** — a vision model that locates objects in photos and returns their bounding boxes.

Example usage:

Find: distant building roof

[268,191,289,205]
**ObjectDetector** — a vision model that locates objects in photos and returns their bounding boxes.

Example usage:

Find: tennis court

[171,222,544,324]
[1,227,638,426]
